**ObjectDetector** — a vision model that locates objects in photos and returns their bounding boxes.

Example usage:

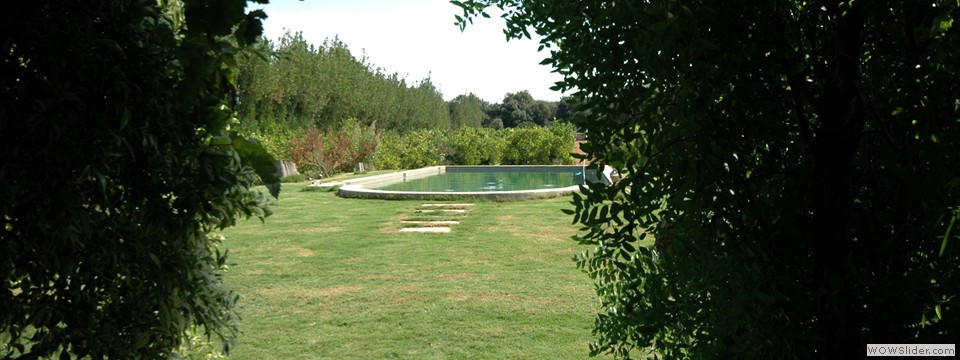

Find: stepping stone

[399,227,451,233]
[398,203,473,233]
[401,220,461,226]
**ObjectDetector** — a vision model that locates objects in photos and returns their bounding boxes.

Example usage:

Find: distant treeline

[235,32,587,160]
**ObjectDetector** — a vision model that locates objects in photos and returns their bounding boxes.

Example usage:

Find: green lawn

[222,182,607,359]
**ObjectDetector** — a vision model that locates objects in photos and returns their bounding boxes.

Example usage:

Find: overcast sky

[252,0,566,103]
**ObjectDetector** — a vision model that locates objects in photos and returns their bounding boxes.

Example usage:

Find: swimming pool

[336,165,597,200]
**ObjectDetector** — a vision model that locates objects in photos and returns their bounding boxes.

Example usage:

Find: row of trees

[234,32,584,160]
[450,91,588,129]
[235,32,450,156]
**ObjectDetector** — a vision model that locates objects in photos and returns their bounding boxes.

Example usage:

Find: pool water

[374,168,586,192]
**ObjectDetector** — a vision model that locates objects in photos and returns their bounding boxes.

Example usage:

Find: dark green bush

[0,0,279,357]
[456,1,960,358]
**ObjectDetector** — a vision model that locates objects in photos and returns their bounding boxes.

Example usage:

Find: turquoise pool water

[373,168,586,192]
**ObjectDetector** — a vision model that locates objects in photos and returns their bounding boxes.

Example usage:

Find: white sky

[252,0,566,103]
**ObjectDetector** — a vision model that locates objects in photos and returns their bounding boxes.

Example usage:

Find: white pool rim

[336,165,592,201]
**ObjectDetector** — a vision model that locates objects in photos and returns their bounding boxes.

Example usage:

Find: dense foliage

[457,0,959,358]
[1,0,279,357]
[501,124,575,165]
[230,30,594,172]
[290,118,381,178]
[373,130,448,170]
[499,90,558,127]
[448,93,486,129]
[373,123,576,169]
[235,32,450,152]
[444,126,505,165]
[234,31,581,159]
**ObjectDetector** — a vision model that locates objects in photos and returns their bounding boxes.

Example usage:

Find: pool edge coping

[335,165,587,201]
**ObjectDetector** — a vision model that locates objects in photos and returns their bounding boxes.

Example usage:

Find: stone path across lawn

[399,203,474,233]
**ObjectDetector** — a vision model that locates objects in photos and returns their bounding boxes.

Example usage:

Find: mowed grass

[222,182,609,359]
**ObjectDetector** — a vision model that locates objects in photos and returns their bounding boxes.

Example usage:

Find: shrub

[370,132,404,170]
[242,125,296,160]
[474,128,507,165]
[290,118,380,178]
[503,124,575,165]
[546,122,577,164]
[373,125,572,169]
[372,129,445,169]
[280,174,307,183]
[503,128,547,164]
[446,127,499,165]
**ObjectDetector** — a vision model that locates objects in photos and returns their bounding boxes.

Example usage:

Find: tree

[499,90,536,127]
[403,77,451,130]
[236,32,451,142]
[500,91,558,127]
[1,0,280,357]
[531,99,558,125]
[448,93,486,129]
[481,101,504,129]
[483,117,505,130]
[457,0,959,358]
[555,96,588,123]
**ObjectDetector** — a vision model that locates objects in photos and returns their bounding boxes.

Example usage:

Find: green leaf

[941,211,957,257]
[121,107,131,130]
[242,10,267,45]
[149,253,161,268]
[230,133,281,198]
[614,261,627,271]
